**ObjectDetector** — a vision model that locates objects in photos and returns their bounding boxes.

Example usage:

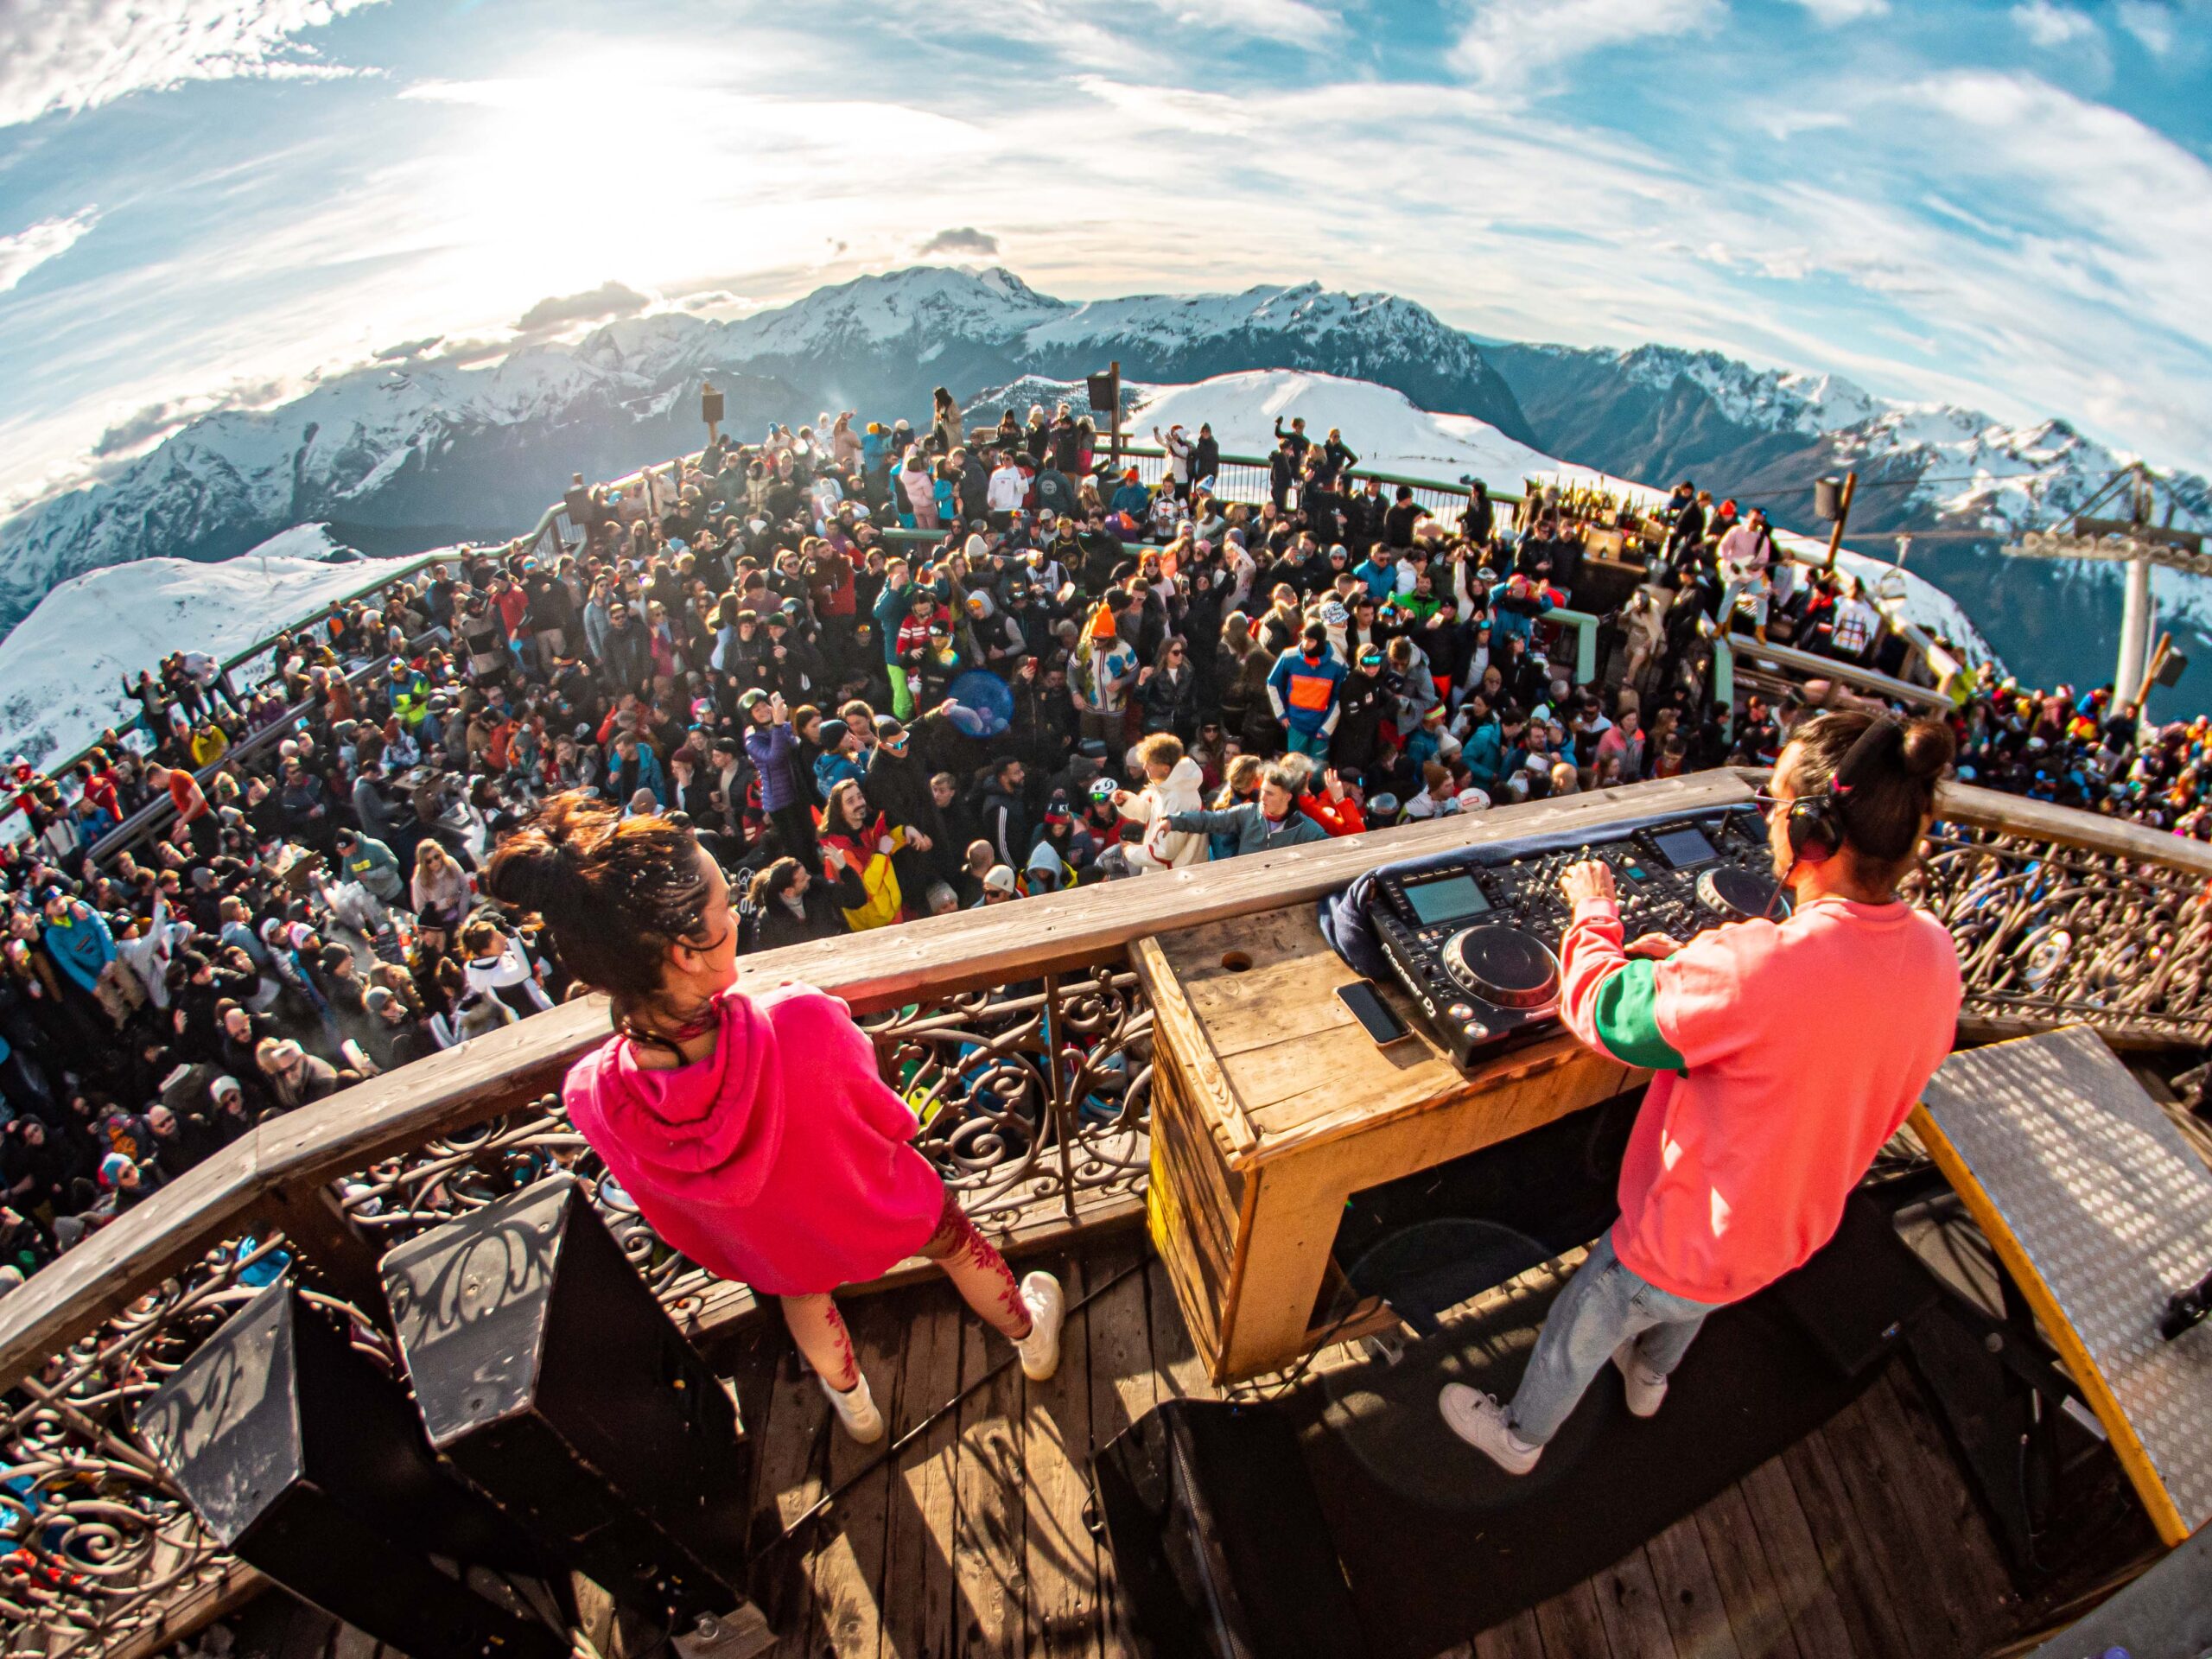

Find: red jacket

[1300,791,1366,836]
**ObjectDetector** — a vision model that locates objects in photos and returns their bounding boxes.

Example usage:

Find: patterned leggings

[779,1187,1032,1391]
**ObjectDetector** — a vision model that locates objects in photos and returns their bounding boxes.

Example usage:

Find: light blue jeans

[1508,1233,1719,1445]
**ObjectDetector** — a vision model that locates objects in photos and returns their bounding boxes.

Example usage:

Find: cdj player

[1370,807,1787,1067]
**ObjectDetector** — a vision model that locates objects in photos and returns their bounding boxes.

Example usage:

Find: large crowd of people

[0,389,2198,1289]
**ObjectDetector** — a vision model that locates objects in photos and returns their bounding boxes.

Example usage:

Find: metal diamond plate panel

[1922,1026,2212,1536]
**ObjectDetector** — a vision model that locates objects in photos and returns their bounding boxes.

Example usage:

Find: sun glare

[404,53,992,323]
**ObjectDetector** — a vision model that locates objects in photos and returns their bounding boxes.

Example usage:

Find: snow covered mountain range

[1490,340,2212,538]
[5,264,2207,702]
[1487,340,2212,704]
[0,525,381,766]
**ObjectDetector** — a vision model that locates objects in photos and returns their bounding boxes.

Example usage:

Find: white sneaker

[821,1372,885,1443]
[1014,1271,1065,1382]
[1438,1384,1541,1475]
[1611,1340,1668,1419]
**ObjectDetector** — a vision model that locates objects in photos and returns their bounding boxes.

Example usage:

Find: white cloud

[1176,0,1340,42]
[91,375,291,457]
[2116,0,2177,53]
[1789,0,1890,23]
[917,226,1000,257]
[2012,0,2097,46]
[0,210,96,293]
[1757,108,1851,140]
[514,280,652,333]
[1116,0,1341,42]
[0,0,386,129]
[1452,0,1721,88]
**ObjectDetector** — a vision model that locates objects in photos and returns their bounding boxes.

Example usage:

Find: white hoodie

[987,464,1027,512]
[1119,756,1209,872]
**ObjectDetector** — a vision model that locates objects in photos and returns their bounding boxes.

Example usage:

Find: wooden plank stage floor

[708,1236,2030,1659]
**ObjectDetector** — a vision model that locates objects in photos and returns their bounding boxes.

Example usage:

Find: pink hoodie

[563,982,945,1296]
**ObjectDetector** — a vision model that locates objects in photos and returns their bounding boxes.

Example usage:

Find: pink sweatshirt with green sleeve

[1558,892,1961,1306]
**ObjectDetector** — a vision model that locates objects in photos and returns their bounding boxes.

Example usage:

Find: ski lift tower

[2001,463,2206,706]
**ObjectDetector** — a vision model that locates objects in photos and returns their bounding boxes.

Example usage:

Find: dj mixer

[1369,807,1787,1066]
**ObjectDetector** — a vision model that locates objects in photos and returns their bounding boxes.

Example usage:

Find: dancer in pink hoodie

[490,793,1065,1444]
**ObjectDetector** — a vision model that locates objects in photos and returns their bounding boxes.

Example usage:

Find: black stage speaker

[381,1176,750,1627]
[1092,1400,1369,1659]
[137,1282,564,1659]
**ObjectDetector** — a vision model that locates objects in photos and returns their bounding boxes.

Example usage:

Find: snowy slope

[0,525,395,767]
[970,367,1620,492]
[0,350,643,631]
[1130,370,1554,484]
[1544,342,2210,537]
[1133,371,1995,659]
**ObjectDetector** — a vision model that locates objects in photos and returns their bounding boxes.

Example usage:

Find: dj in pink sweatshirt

[1557,888,1961,1305]
[563,982,945,1297]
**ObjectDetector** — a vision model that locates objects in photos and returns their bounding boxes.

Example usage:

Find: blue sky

[1,0,2208,509]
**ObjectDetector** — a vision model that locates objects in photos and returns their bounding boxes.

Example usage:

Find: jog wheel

[1698,864,1789,920]
[1440,925,1560,1011]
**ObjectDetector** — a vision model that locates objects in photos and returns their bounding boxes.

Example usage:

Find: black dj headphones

[1785,716,1903,864]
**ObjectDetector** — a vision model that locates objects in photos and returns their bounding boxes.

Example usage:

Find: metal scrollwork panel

[4,961,1152,1657]
[0,1236,383,1659]
[334,1096,697,1305]
[862,964,1153,1227]
[1910,827,2212,1045]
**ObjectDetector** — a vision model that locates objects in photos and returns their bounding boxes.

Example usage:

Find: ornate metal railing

[1914,825,2212,1047]
[4,771,2210,1659]
[0,1241,336,1659]
[0,963,1156,1659]
[0,971,1174,1657]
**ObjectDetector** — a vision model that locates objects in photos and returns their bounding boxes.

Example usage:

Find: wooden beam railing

[1714,633,1954,714]
[83,621,450,865]
[32,549,452,786]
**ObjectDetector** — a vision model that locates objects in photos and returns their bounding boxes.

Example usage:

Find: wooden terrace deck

[222,1224,2163,1659]
[715,1238,2035,1659]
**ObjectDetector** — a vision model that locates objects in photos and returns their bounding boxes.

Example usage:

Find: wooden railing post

[252,1179,391,1325]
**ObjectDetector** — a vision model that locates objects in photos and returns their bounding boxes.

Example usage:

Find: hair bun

[1899,716,1956,782]
[486,791,613,923]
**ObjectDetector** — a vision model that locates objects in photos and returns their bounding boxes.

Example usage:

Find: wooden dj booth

[1129,776,1770,1383]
